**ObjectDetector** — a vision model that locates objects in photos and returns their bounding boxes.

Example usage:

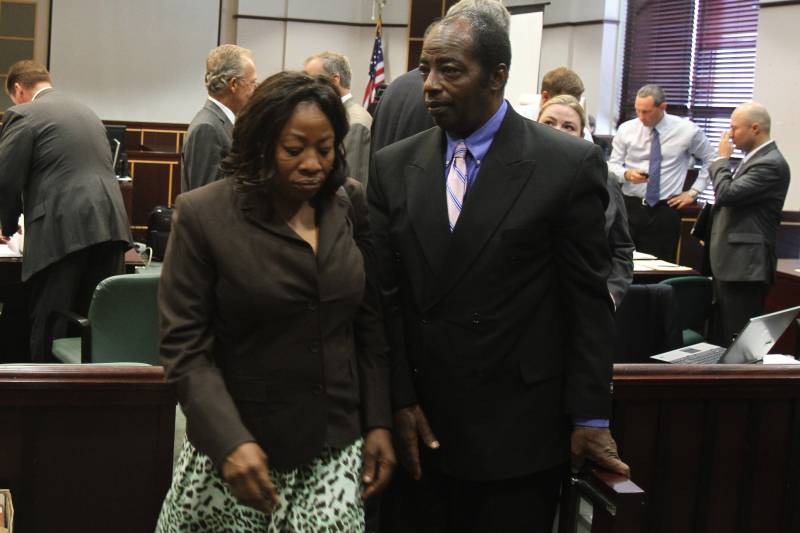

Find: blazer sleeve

[344,122,372,185]
[159,193,255,469]
[711,156,789,208]
[182,122,227,191]
[0,110,31,236]
[557,145,616,419]
[343,179,392,430]
[367,155,419,411]
[605,179,634,307]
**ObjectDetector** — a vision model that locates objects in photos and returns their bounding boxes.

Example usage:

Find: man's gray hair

[636,84,666,106]
[305,51,353,89]
[205,44,253,96]
[447,0,511,33]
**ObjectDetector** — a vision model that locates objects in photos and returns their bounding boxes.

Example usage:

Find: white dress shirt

[608,113,715,199]
[208,96,236,125]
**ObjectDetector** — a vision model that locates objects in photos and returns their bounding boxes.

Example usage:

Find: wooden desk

[0,249,146,362]
[633,267,699,284]
[0,365,175,533]
[612,364,800,533]
[766,259,800,354]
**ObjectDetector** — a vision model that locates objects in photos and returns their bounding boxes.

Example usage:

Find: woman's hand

[222,442,280,514]
[361,428,396,500]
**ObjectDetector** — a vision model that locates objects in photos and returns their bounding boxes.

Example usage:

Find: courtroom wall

[235,0,409,99]
[754,1,800,210]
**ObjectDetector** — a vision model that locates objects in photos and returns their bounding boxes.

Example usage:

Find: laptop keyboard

[669,346,727,364]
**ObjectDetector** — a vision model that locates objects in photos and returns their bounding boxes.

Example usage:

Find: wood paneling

[104,121,187,240]
[612,364,800,533]
[0,365,175,533]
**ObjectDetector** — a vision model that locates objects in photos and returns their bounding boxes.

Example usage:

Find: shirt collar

[445,99,509,164]
[742,139,774,165]
[208,96,236,125]
[32,86,52,101]
[341,93,352,104]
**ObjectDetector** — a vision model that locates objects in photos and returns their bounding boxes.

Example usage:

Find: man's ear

[489,63,509,92]
[658,102,668,112]
[540,90,551,102]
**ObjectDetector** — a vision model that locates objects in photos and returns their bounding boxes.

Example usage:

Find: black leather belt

[624,195,669,208]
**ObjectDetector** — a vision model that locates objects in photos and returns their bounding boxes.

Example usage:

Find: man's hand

[624,169,649,184]
[393,404,439,480]
[222,442,280,514]
[361,428,396,500]
[667,191,696,209]
[718,129,734,158]
[571,426,630,478]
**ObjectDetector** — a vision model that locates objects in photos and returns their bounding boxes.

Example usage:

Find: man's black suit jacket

[368,107,615,481]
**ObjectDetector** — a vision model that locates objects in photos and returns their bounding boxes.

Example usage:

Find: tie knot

[453,141,468,159]
[652,128,660,139]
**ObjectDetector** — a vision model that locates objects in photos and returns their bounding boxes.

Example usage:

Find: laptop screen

[720,306,800,364]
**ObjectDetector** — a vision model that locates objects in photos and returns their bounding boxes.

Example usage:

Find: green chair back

[52,273,160,364]
[658,275,713,345]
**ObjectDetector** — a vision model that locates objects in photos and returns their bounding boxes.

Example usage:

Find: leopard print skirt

[155,438,364,532]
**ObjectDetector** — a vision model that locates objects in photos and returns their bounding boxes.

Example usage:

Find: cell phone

[638,169,649,178]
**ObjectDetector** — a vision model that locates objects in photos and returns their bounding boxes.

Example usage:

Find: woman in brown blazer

[156,72,394,532]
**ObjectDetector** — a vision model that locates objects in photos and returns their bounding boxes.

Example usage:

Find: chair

[614,284,682,363]
[559,467,645,533]
[658,275,712,346]
[51,273,160,364]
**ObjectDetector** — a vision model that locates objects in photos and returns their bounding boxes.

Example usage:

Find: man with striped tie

[368,8,628,532]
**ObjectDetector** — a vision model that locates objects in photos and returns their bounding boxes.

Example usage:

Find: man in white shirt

[709,102,790,346]
[305,51,372,184]
[609,84,715,262]
[181,45,256,193]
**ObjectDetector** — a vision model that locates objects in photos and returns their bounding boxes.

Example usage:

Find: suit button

[421,317,429,325]
[313,384,324,395]
[309,342,320,353]
[472,313,481,326]
[308,301,318,312]
[394,252,401,263]
[412,367,419,375]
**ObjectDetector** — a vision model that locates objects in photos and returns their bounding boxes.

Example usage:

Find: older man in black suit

[0,60,131,361]
[710,102,791,346]
[181,45,256,192]
[369,9,628,532]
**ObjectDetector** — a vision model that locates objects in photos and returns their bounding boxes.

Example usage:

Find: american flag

[362,18,385,107]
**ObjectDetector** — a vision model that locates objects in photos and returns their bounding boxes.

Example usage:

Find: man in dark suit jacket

[369,67,434,156]
[181,45,256,192]
[710,102,790,346]
[0,60,131,361]
[369,11,629,531]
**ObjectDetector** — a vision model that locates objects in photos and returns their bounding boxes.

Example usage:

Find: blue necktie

[645,128,662,207]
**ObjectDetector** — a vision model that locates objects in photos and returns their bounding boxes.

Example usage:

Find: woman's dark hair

[222,71,349,203]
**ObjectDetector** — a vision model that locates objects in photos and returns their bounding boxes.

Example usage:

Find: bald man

[710,102,790,346]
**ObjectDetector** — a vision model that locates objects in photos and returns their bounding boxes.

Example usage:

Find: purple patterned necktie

[446,141,468,231]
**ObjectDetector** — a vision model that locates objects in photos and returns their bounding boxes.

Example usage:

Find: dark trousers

[379,459,565,533]
[27,241,126,362]
[711,279,769,347]
[624,195,682,262]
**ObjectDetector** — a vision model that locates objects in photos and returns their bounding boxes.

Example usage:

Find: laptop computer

[650,305,800,364]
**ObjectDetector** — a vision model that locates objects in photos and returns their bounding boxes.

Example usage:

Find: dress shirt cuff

[574,418,610,428]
